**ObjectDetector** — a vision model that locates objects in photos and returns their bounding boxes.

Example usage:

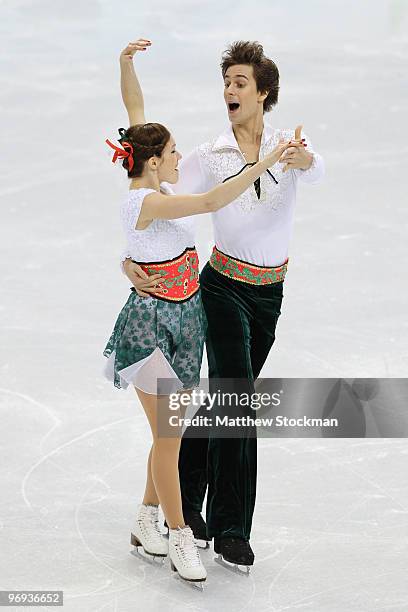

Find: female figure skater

[103,39,302,584]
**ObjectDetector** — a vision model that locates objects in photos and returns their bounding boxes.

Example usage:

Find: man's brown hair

[221,41,280,113]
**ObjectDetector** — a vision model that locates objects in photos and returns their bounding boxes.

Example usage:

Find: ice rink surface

[1,0,407,610]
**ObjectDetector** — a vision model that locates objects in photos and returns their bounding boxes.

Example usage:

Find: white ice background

[0,1,408,610]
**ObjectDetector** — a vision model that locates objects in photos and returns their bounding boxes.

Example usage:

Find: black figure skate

[214,537,254,575]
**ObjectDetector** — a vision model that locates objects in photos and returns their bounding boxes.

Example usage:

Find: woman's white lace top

[120,187,196,263]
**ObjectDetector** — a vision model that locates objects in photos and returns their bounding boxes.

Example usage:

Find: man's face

[223,64,265,124]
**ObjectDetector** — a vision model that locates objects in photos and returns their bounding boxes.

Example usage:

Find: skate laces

[176,526,201,566]
[138,505,163,540]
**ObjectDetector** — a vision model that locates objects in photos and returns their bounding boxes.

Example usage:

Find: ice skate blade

[129,533,166,565]
[214,554,251,576]
[170,560,206,590]
[130,546,166,566]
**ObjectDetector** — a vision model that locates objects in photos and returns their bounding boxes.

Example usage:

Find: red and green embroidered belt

[209,246,288,285]
[131,246,200,302]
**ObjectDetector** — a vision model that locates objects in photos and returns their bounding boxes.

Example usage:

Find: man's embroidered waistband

[209,246,288,285]
[132,247,200,302]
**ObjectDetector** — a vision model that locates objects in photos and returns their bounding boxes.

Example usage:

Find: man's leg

[200,263,257,541]
[250,280,284,380]
[178,406,209,514]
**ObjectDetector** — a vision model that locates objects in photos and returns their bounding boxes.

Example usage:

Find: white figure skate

[169,525,207,588]
[164,510,211,549]
[130,504,168,563]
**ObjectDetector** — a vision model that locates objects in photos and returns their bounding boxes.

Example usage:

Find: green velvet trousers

[179,262,284,540]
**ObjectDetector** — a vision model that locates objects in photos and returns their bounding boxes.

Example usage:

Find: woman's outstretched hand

[120,38,152,62]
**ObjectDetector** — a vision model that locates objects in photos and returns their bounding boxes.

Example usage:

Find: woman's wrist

[259,158,272,173]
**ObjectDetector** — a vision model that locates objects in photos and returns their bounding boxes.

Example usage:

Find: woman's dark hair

[220,41,280,113]
[118,122,171,178]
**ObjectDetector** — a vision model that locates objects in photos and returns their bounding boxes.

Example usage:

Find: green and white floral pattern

[103,290,206,390]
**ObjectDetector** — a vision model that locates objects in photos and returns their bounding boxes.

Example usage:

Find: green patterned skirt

[103,289,206,394]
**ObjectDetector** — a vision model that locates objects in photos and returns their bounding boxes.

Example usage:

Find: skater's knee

[153,436,181,454]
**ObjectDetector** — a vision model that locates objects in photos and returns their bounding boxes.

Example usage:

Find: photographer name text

[168,415,338,428]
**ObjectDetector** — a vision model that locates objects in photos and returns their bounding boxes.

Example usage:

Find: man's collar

[211,122,275,152]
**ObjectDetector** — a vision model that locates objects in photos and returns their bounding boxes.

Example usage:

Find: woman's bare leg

[135,387,185,529]
[142,446,159,506]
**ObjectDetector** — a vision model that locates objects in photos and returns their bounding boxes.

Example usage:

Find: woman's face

[157,136,182,184]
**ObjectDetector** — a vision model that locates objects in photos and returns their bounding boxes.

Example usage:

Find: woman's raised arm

[120,39,151,126]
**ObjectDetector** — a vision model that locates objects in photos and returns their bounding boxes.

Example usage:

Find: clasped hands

[279,124,313,172]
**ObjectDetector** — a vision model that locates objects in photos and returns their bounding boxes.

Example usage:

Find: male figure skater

[122,40,325,569]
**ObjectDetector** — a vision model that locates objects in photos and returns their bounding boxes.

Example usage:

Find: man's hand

[120,39,152,63]
[279,125,313,173]
[123,259,165,298]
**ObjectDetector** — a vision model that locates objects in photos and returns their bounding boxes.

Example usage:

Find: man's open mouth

[228,102,240,112]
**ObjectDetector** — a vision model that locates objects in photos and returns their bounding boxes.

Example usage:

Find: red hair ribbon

[105,139,134,172]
